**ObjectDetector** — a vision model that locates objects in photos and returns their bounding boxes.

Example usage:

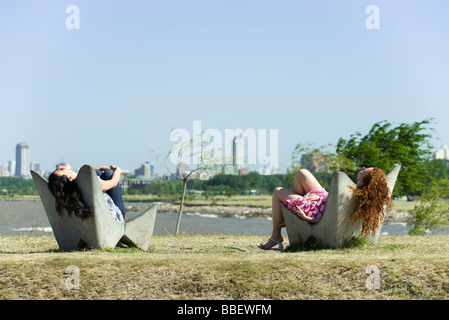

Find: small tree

[162,130,225,235]
[407,179,449,235]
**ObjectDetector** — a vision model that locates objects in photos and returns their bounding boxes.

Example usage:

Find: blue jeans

[95,168,126,218]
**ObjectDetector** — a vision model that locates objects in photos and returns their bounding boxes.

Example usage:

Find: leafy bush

[408,179,449,235]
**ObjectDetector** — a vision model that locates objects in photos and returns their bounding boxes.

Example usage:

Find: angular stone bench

[281,165,401,249]
[31,165,157,251]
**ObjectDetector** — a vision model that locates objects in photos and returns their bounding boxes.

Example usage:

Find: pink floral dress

[283,188,328,221]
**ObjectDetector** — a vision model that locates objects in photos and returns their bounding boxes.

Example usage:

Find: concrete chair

[281,165,401,249]
[31,165,158,252]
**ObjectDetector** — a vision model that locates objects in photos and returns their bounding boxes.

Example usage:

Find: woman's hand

[111,165,121,175]
[98,165,122,191]
[292,206,319,224]
[305,194,320,201]
[292,206,307,220]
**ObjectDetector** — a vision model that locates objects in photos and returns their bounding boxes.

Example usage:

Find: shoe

[257,238,284,251]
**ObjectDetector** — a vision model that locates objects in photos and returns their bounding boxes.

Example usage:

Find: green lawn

[1,234,448,300]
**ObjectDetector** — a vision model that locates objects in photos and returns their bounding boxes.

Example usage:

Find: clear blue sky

[1,0,448,175]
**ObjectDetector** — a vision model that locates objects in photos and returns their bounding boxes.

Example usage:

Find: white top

[97,177,124,223]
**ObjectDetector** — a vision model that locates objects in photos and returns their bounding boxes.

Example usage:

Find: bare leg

[259,169,323,250]
[258,187,300,249]
[294,169,323,195]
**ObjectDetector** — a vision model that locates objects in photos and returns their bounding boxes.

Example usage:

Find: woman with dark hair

[258,167,392,250]
[47,164,126,223]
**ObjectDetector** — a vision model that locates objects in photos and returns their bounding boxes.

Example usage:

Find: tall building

[15,142,30,178]
[434,145,449,162]
[134,161,154,177]
[233,134,245,171]
[8,160,16,177]
[176,162,190,178]
[222,133,250,175]
[31,161,41,172]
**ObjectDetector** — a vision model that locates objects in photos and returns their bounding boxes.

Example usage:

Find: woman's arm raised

[99,166,122,191]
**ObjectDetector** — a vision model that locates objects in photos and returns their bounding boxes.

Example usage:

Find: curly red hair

[349,167,392,237]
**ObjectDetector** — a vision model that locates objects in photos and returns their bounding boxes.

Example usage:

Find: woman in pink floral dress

[258,168,328,250]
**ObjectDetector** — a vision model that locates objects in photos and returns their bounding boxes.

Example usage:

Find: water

[0,200,275,237]
[0,199,431,238]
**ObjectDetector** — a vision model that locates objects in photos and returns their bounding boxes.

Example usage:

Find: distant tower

[434,145,449,162]
[233,134,245,171]
[134,161,154,177]
[15,142,30,178]
[31,161,41,172]
[8,160,16,177]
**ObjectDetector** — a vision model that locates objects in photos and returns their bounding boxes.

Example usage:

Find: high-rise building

[134,161,154,177]
[233,134,245,171]
[8,160,16,177]
[176,162,189,178]
[31,161,41,172]
[434,145,449,162]
[222,133,250,175]
[15,142,30,178]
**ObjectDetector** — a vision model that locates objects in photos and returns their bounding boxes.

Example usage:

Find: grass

[124,194,274,208]
[1,234,448,300]
[391,199,418,213]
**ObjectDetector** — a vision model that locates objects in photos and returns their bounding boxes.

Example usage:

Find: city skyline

[0,141,160,177]
[2,140,448,179]
[1,136,282,178]
[1,1,448,174]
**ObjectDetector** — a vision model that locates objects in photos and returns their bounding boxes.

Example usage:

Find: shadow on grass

[0,236,149,254]
[282,236,371,252]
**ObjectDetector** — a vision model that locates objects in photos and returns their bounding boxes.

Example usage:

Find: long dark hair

[47,172,93,220]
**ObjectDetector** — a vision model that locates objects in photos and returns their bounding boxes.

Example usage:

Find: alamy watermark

[169,121,278,169]
[365,5,380,30]
[66,5,80,30]
[65,265,80,290]
[63,5,379,31]
[365,265,381,290]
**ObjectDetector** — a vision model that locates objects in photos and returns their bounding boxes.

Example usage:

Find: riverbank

[0,195,415,222]
[131,202,412,222]
[1,234,448,300]
[125,195,415,222]
[1,200,415,237]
